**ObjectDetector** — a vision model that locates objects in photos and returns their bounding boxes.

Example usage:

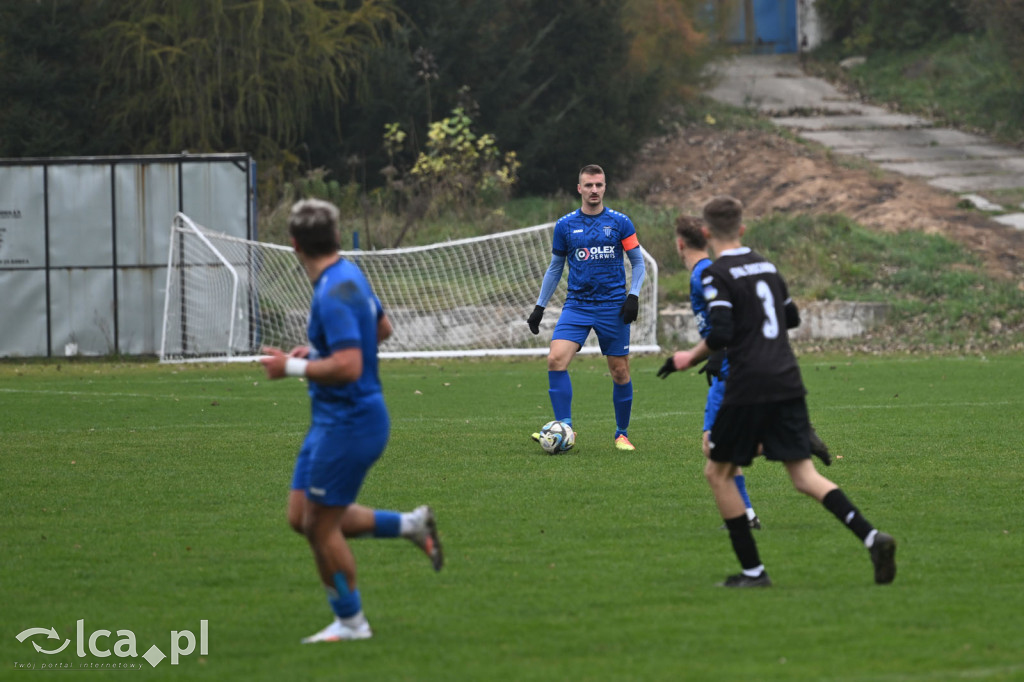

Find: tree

[95,0,399,169]
[0,0,111,157]
[327,0,713,195]
[815,0,970,51]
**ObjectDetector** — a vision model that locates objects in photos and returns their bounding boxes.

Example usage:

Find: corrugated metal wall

[0,154,256,357]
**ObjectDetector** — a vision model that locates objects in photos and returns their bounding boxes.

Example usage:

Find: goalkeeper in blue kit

[260,199,443,642]
[527,164,646,451]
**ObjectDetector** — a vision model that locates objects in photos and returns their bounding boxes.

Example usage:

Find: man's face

[577,173,606,209]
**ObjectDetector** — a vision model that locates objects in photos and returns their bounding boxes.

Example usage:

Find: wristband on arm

[285,357,308,377]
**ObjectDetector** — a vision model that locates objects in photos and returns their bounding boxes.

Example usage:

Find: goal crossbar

[159,213,659,362]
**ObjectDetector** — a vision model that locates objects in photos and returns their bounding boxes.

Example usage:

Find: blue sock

[548,370,572,425]
[734,474,753,510]
[327,572,361,619]
[613,381,632,438]
[372,510,401,538]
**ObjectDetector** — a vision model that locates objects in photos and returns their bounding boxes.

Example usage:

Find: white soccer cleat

[300,615,373,643]
[408,505,444,572]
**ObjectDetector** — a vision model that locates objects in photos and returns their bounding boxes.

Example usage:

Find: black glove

[809,425,832,466]
[527,305,545,335]
[620,294,639,324]
[697,350,726,387]
[657,356,677,379]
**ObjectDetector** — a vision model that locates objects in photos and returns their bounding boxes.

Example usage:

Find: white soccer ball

[538,420,575,454]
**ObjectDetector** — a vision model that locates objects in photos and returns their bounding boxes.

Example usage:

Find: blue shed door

[718,0,798,53]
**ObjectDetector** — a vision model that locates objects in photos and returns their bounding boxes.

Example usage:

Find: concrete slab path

[704,54,1024,230]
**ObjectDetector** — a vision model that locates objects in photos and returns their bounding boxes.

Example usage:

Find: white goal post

[160,213,659,362]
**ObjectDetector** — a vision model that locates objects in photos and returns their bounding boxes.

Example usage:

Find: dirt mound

[621,126,1024,281]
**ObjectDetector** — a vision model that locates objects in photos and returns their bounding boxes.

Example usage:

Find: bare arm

[671,338,711,372]
[260,346,362,384]
[377,313,393,344]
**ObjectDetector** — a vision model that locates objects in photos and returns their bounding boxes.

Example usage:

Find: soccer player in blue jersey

[674,215,760,528]
[527,164,646,451]
[260,199,443,642]
[659,196,895,588]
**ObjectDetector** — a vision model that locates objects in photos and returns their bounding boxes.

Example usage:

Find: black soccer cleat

[809,425,832,466]
[717,571,772,588]
[870,532,897,584]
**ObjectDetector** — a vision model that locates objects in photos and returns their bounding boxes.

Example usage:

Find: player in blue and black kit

[260,199,443,643]
[674,216,760,528]
[527,164,646,451]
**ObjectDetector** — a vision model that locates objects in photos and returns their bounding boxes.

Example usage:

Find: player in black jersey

[658,195,896,587]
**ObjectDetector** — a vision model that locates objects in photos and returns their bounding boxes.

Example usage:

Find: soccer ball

[538,420,575,454]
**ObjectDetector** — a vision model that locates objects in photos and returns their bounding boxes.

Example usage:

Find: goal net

[160,213,659,362]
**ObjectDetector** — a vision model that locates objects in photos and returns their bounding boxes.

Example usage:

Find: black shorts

[708,396,811,466]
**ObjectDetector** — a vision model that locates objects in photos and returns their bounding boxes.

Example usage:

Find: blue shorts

[703,375,726,432]
[553,302,630,356]
[291,395,390,507]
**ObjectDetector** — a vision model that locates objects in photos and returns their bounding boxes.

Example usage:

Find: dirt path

[621,125,1024,283]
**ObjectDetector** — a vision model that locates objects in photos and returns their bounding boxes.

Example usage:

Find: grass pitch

[2,354,1023,680]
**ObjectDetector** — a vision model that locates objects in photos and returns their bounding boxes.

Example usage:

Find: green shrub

[815,0,970,51]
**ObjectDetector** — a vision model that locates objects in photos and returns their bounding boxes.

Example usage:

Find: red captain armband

[621,234,640,251]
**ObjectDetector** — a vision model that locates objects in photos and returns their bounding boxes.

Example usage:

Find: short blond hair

[289,198,340,255]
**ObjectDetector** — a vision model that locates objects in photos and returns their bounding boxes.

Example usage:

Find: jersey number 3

[756,280,779,339]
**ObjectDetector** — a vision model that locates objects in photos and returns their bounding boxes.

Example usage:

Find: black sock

[822,488,875,542]
[724,514,762,571]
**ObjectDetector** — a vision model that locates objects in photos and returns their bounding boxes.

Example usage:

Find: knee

[547,351,570,372]
[790,476,812,496]
[795,478,835,502]
[288,512,304,535]
[789,468,833,500]
[608,359,631,384]
[287,494,307,535]
[703,460,729,488]
[300,509,323,542]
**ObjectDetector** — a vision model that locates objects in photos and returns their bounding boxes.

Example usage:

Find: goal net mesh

[160,213,659,361]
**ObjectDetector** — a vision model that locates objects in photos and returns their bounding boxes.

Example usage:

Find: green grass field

[3,354,1023,681]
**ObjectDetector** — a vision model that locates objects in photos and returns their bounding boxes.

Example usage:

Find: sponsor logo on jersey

[703,285,719,300]
[572,229,584,234]
[574,245,617,261]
